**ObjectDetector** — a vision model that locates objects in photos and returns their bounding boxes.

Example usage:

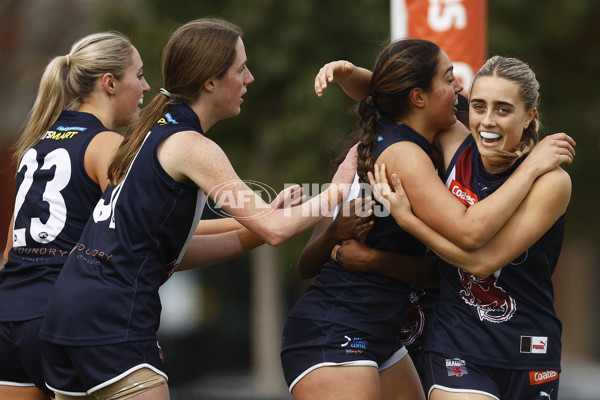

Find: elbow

[470,267,493,280]
[262,231,287,247]
[468,260,502,279]
[457,234,485,252]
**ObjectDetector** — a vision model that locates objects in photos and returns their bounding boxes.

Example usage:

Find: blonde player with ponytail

[1,32,149,400]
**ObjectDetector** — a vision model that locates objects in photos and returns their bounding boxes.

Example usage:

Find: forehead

[436,50,453,76]
[470,76,523,105]
[233,37,246,64]
[128,46,142,68]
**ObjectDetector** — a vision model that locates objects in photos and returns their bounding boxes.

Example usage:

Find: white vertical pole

[251,245,287,396]
[390,0,408,41]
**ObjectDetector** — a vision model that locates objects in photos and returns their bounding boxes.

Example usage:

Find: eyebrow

[470,98,515,108]
[443,66,454,76]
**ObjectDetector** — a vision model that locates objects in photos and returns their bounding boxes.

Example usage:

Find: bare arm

[84,130,123,192]
[178,227,264,270]
[296,198,374,279]
[370,166,571,278]
[3,214,14,265]
[334,239,438,288]
[314,62,576,250]
[314,60,372,101]
[180,184,306,269]
[158,131,356,246]
[379,132,574,250]
[194,185,304,235]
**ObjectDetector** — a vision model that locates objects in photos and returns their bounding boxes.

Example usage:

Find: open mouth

[138,96,144,106]
[479,131,501,146]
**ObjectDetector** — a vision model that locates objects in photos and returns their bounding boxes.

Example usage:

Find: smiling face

[469,75,536,173]
[113,46,150,127]
[212,37,255,120]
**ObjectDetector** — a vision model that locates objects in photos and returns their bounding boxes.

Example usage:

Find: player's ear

[409,87,425,108]
[204,79,216,93]
[102,73,117,95]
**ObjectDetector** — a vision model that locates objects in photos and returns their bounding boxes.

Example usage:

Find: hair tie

[367,91,379,102]
[159,88,173,98]
[65,54,71,67]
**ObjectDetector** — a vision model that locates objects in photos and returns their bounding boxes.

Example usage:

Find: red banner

[391,0,487,93]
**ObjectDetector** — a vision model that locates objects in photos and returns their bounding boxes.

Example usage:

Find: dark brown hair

[108,18,242,184]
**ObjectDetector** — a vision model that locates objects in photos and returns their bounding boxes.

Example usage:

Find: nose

[481,109,496,127]
[142,78,150,93]
[454,78,464,94]
[245,67,255,86]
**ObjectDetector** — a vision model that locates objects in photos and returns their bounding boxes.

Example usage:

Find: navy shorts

[41,339,168,396]
[280,317,407,392]
[0,317,53,396]
[423,351,560,400]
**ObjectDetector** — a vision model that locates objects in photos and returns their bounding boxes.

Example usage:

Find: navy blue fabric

[1,111,105,321]
[423,350,560,400]
[40,103,207,346]
[428,135,564,371]
[286,120,430,339]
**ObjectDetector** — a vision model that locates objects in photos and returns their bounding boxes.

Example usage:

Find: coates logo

[458,269,516,323]
[529,370,558,386]
[450,179,478,206]
[206,180,278,219]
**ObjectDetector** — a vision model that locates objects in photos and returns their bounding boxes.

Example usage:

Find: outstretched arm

[181,185,307,270]
[369,165,571,278]
[314,60,372,101]
[159,132,357,247]
[193,185,305,235]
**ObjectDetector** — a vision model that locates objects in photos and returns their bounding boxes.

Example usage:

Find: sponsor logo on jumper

[71,243,113,262]
[446,358,468,377]
[341,335,367,355]
[521,336,548,354]
[157,112,179,125]
[450,179,478,206]
[458,269,516,323]
[11,246,69,258]
[43,129,81,140]
[529,370,558,386]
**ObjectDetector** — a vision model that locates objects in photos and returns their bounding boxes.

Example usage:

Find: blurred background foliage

[94,0,600,255]
[1,0,598,395]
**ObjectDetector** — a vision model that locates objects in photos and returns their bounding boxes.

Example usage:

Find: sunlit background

[0,0,598,399]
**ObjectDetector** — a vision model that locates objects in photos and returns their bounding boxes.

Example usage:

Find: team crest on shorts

[341,335,367,354]
[446,358,468,377]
